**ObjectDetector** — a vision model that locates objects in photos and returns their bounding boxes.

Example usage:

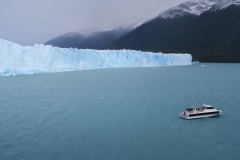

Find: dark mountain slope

[77,28,130,49]
[110,5,240,62]
[109,13,197,51]
[45,32,86,48]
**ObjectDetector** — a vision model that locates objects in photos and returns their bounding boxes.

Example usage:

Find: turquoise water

[0,63,240,160]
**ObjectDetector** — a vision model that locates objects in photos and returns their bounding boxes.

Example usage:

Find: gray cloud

[0,0,187,45]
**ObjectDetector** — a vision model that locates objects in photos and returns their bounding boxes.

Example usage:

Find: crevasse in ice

[0,39,192,76]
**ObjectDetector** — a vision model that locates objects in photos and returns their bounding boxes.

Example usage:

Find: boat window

[189,111,219,117]
[206,107,214,109]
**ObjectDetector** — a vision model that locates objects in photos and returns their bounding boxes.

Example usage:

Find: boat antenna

[202,99,205,105]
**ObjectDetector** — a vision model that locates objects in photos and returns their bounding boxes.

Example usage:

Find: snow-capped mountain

[110,0,240,62]
[157,0,219,19]
[210,0,240,10]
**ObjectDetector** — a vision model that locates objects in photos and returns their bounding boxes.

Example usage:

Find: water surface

[0,63,240,160]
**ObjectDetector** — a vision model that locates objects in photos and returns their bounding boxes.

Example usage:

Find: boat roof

[203,104,213,107]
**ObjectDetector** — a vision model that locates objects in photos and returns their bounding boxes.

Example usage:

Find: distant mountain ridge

[76,27,132,49]
[45,18,145,49]
[45,32,87,48]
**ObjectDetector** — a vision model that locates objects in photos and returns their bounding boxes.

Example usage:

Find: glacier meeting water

[0,63,240,160]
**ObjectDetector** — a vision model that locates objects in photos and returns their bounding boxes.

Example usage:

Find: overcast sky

[0,0,187,45]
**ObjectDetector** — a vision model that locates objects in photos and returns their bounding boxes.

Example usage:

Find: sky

[0,0,187,46]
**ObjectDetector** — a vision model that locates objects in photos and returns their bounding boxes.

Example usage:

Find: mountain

[96,17,145,32]
[45,32,87,48]
[155,0,219,19]
[76,27,132,49]
[109,0,240,62]
[45,18,145,49]
[210,0,240,10]
[45,28,131,49]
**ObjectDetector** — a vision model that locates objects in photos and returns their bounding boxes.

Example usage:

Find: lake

[0,63,240,160]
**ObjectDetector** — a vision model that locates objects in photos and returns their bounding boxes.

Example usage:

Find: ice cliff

[0,39,192,76]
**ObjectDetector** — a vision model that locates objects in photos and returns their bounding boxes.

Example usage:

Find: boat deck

[180,105,222,119]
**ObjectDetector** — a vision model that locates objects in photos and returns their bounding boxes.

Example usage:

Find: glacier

[0,39,192,76]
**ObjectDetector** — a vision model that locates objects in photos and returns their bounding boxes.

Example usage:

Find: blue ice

[0,39,192,76]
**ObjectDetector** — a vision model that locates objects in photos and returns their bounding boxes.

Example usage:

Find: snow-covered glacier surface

[0,39,192,76]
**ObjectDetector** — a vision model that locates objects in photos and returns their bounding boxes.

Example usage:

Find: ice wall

[0,39,192,76]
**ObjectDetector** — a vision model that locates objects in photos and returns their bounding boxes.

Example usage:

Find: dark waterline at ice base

[0,63,240,160]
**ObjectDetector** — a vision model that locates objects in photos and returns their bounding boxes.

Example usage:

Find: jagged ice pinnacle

[0,39,192,76]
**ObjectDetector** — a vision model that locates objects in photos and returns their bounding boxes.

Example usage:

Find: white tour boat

[180,104,222,120]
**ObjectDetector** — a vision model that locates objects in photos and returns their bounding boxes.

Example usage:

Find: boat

[180,104,222,120]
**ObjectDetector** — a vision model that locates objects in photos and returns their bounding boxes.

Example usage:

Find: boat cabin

[202,104,214,109]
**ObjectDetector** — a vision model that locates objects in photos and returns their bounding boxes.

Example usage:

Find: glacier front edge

[0,39,192,76]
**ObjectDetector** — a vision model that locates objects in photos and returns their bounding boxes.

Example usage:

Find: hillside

[110,5,240,62]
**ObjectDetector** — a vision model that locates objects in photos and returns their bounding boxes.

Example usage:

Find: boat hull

[180,113,220,119]
[180,110,222,120]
